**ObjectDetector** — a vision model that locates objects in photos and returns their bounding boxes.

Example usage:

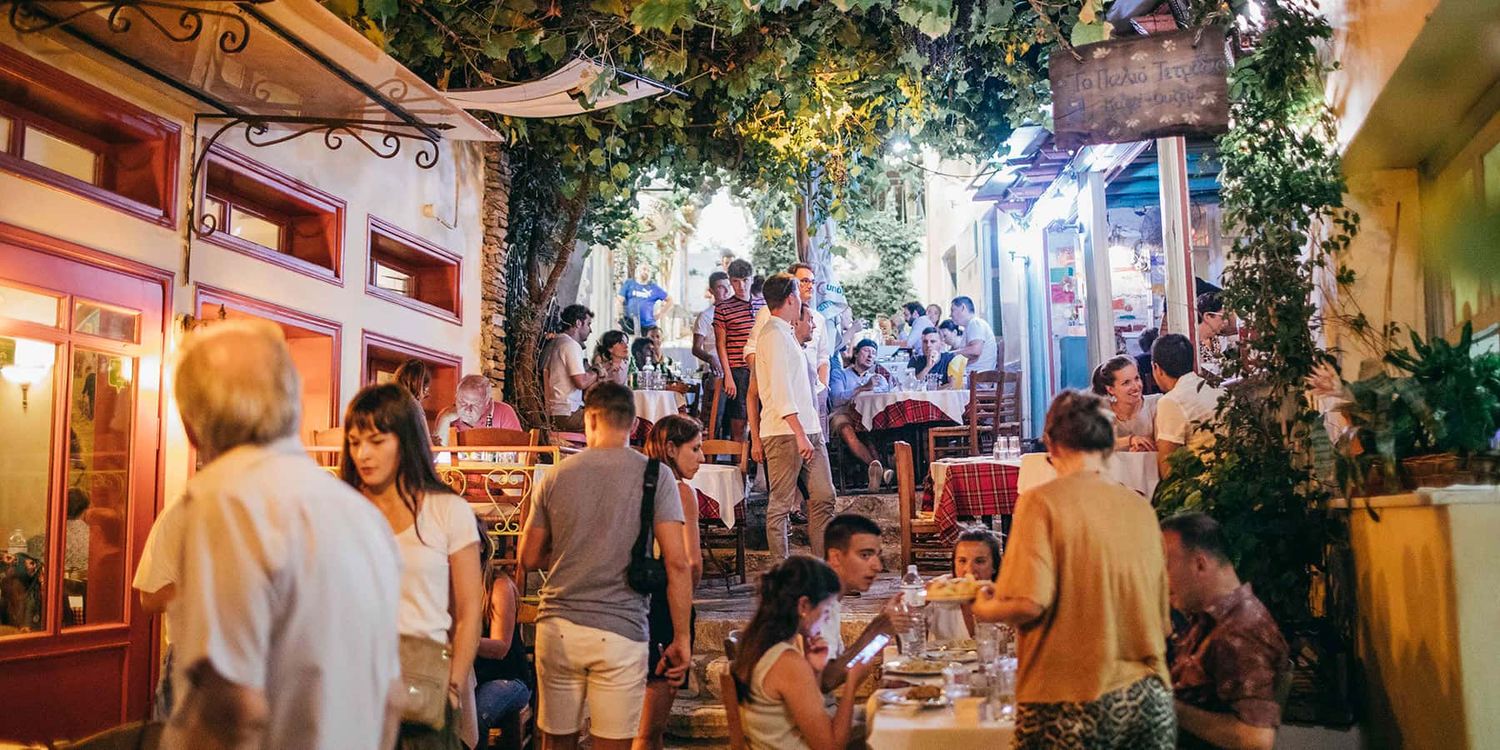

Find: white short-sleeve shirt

[963,316,998,371]
[397,492,482,642]
[544,335,588,416]
[1155,371,1224,453]
[742,304,774,361]
[167,438,401,750]
[131,498,189,643]
[694,306,715,339]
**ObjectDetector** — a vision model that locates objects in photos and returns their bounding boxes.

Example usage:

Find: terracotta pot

[1400,453,1469,489]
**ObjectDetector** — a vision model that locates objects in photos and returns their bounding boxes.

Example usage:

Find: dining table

[854,388,970,432]
[1017,450,1160,498]
[633,388,687,424]
[930,457,1020,543]
[688,463,745,529]
[866,695,1016,750]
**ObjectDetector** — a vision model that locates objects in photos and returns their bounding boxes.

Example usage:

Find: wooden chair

[721,630,747,750]
[699,439,749,587]
[453,427,539,450]
[310,427,343,469]
[707,376,725,440]
[485,599,539,750]
[927,369,1022,460]
[896,441,945,572]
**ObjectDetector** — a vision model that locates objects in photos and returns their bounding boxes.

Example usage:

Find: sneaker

[868,460,885,492]
[883,468,895,486]
[790,510,809,525]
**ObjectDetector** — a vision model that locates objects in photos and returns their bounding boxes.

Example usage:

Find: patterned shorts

[1014,675,1176,750]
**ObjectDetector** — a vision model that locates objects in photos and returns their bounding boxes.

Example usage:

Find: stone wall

[480,143,510,392]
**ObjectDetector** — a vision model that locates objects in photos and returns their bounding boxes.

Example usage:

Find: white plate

[925,648,978,662]
[876,688,949,708]
[883,659,947,676]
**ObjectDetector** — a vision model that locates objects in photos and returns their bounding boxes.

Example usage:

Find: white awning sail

[445,59,675,118]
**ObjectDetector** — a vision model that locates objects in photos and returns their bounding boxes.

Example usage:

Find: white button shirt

[754,314,823,439]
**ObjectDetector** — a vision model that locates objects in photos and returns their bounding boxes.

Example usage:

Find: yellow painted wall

[0,28,488,509]
[1347,499,1500,749]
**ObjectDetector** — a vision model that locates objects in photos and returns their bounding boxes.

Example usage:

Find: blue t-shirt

[620,280,668,327]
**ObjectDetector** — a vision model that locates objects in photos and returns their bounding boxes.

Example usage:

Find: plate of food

[925,644,978,662]
[876,685,948,708]
[882,658,947,676]
[925,576,983,603]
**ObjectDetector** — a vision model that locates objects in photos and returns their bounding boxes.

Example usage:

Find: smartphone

[847,632,891,667]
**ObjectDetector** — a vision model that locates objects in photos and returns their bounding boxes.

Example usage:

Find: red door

[0,224,168,742]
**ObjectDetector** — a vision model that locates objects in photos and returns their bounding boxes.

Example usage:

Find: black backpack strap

[634,458,660,559]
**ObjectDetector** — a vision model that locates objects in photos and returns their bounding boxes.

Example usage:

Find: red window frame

[199,145,346,286]
[360,330,462,423]
[365,216,462,324]
[0,44,180,228]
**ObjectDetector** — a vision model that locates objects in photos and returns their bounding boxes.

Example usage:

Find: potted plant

[1384,322,1500,485]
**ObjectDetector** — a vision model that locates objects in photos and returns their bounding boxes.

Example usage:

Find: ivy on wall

[1156,0,1360,631]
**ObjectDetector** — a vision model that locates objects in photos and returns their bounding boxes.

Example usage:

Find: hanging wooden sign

[1050,27,1230,150]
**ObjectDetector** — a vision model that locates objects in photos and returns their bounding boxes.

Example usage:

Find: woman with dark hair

[343,383,483,749]
[473,517,531,750]
[395,358,433,405]
[973,390,1174,749]
[732,556,871,750]
[1135,328,1160,395]
[636,415,706,749]
[592,330,631,385]
[928,527,1004,642]
[1091,355,1159,452]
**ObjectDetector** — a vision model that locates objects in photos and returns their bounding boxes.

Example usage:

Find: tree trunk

[508,172,595,428]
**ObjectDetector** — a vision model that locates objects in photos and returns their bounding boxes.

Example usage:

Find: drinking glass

[988,658,1017,720]
[976,622,1000,663]
[941,663,971,702]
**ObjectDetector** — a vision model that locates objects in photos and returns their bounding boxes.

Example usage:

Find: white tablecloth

[634,389,686,424]
[866,696,1015,750]
[688,464,744,529]
[854,389,971,431]
[1017,451,1159,497]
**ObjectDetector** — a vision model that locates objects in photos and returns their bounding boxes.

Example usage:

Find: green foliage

[838,207,921,323]
[1155,0,1358,628]
[1383,322,1500,455]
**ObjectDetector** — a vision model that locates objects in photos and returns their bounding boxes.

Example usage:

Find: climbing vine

[1155,0,1360,634]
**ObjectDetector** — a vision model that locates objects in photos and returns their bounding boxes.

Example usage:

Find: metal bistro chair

[699,438,749,588]
[927,369,1022,460]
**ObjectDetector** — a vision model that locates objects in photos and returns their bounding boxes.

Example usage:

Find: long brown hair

[643,415,703,478]
[341,383,450,544]
[731,556,841,699]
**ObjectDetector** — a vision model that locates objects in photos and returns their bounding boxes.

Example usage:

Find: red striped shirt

[714,296,761,370]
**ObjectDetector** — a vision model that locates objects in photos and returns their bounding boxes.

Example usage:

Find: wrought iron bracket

[5,0,270,54]
[187,114,451,238]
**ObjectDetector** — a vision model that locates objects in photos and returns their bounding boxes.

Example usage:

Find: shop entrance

[0,224,168,741]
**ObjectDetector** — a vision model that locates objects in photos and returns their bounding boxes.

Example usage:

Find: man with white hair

[162,320,402,750]
[435,374,523,444]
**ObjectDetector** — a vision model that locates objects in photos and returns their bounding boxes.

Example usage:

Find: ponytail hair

[1090,355,1136,396]
[731,556,841,699]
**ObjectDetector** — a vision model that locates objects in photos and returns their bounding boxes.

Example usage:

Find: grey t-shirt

[532,446,684,641]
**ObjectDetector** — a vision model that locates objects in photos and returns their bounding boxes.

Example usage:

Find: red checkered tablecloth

[697,489,746,527]
[870,400,957,430]
[934,461,1019,543]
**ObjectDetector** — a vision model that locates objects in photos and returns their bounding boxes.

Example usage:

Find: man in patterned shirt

[1161,512,1289,750]
[713,258,760,440]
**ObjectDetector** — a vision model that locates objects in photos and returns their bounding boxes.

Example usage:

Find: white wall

[0,29,488,507]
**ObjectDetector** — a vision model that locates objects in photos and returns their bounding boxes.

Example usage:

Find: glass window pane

[23,128,98,185]
[228,206,283,251]
[0,281,60,327]
[0,336,58,637]
[374,262,413,297]
[203,196,226,230]
[63,349,135,629]
[73,300,139,344]
[0,116,11,150]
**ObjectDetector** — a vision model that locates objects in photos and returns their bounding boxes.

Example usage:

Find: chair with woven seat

[720,630,747,750]
[699,438,748,588]
[896,440,945,572]
[927,369,1022,460]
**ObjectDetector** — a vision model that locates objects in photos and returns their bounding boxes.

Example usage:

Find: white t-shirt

[962,316,998,371]
[694,306,715,339]
[132,498,189,643]
[167,438,401,750]
[397,492,482,642]
[1156,371,1225,453]
[544,335,587,416]
[905,315,934,350]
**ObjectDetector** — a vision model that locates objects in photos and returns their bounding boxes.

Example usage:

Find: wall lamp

[1,338,54,411]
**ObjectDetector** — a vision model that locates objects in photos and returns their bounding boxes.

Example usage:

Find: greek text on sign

[1050,27,1230,150]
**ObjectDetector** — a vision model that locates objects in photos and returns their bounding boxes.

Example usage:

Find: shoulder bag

[626,458,669,596]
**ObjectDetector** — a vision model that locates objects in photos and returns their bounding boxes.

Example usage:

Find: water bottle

[897,565,927,655]
[7,528,26,555]
[992,435,1003,461]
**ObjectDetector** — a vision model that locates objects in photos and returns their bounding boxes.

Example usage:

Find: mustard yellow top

[995,471,1172,703]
